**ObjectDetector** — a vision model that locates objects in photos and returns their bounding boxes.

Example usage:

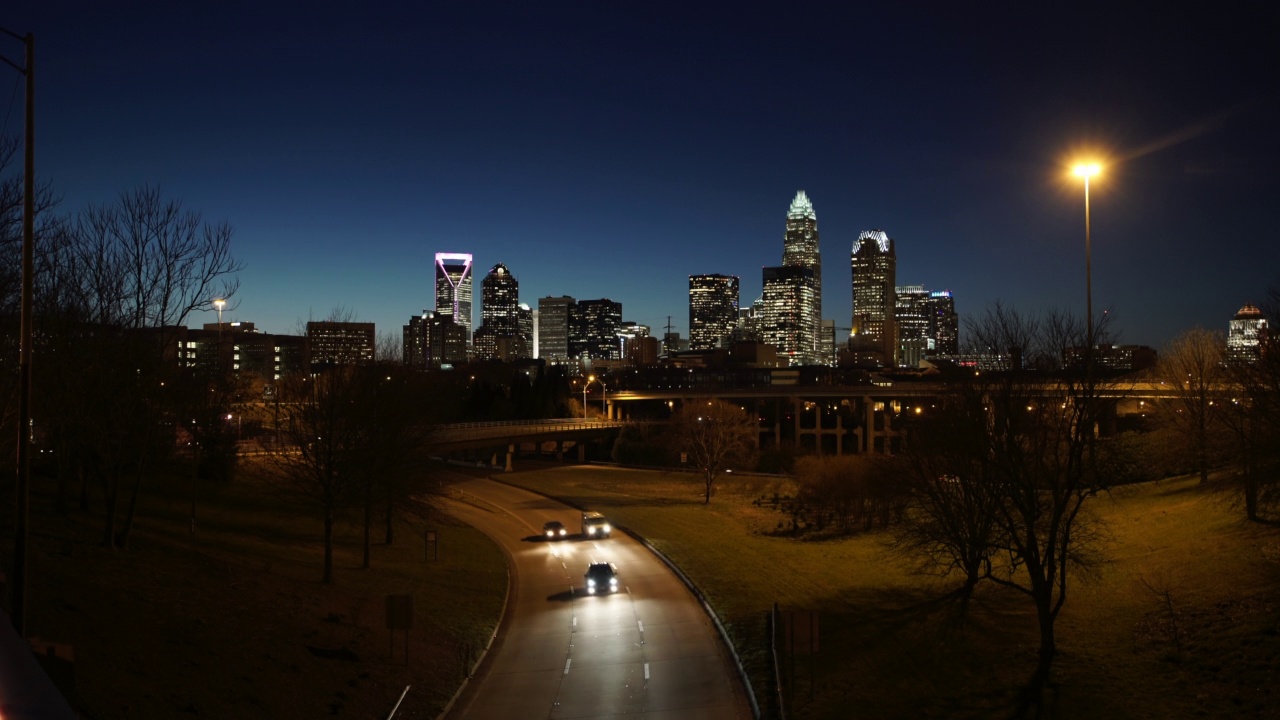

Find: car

[584,562,620,595]
[581,511,611,538]
[543,520,568,539]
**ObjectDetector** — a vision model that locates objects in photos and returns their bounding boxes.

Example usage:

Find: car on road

[543,520,568,539]
[584,562,620,595]
[581,511,611,538]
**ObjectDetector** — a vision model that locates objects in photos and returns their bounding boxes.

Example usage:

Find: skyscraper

[571,298,623,360]
[850,229,897,366]
[474,263,521,360]
[761,265,817,364]
[927,290,958,355]
[537,296,575,363]
[782,190,822,361]
[688,274,739,350]
[895,285,931,368]
[434,252,474,342]
[1228,303,1268,363]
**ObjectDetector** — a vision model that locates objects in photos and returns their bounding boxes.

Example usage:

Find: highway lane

[439,472,752,719]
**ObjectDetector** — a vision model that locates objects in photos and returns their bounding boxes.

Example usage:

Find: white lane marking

[564,658,572,675]
[644,662,650,681]
[637,620,644,633]
[572,615,577,628]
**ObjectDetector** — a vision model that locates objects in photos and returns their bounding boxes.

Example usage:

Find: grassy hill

[500,465,1280,719]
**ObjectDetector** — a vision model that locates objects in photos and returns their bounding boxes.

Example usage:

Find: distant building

[819,319,836,367]
[1064,344,1157,372]
[761,264,818,365]
[927,290,959,355]
[307,321,375,367]
[850,229,897,366]
[891,287,957,365]
[176,321,306,382]
[688,274,739,350]
[1228,303,1268,363]
[434,252,474,343]
[781,191,823,361]
[895,285,931,367]
[403,312,430,369]
[571,298,622,360]
[537,296,575,363]
[516,303,534,360]
[474,263,523,361]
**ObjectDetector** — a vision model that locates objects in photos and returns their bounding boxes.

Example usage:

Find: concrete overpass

[434,419,626,470]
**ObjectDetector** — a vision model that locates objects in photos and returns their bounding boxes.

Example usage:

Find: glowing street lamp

[1071,162,1101,351]
[583,375,594,419]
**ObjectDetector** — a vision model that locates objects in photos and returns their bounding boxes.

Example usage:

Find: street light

[1071,162,1101,351]
[582,374,595,419]
[213,297,226,332]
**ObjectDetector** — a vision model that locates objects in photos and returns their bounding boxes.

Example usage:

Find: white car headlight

[602,524,611,533]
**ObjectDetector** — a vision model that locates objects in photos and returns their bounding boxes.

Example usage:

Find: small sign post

[425,529,438,562]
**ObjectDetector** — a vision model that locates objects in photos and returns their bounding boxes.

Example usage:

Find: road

[440,472,753,719]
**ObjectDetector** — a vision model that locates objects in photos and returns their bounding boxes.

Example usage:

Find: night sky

[5,3,1278,350]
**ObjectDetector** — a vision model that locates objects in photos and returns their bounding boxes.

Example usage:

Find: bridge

[434,378,1210,465]
[434,418,626,471]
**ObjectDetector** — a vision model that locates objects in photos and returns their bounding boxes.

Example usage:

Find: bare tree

[37,186,243,550]
[895,303,1117,699]
[675,399,757,504]
[968,305,1114,694]
[267,367,363,583]
[1154,327,1227,484]
[892,396,1002,607]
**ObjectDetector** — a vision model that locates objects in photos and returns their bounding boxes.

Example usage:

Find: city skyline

[5,4,1277,349]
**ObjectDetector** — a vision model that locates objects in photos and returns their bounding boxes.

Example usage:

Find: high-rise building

[850,229,897,366]
[688,274,739,350]
[780,190,823,362]
[434,252,474,342]
[895,286,959,365]
[761,264,817,365]
[474,263,521,361]
[516,304,533,360]
[307,321,375,368]
[1228,303,1269,363]
[895,285,931,367]
[403,312,430,370]
[571,298,622,360]
[481,264,519,333]
[537,296,575,363]
[927,290,958,355]
[402,311,465,369]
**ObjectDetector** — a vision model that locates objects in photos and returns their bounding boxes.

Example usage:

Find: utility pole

[1,27,35,637]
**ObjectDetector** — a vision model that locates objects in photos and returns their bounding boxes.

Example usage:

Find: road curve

[440,472,753,720]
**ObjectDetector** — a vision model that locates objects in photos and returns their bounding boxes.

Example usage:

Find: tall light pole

[583,374,595,419]
[1,26,34,637]
[1072,163,1101,352]
[213,295,226,333]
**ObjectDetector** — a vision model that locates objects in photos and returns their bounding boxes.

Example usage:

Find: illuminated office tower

[538,296,575,363]
[927,290,958,355]
[517,304,533,359]
[895,285,930,367]
[781,190,823,361]
[474,263,522,360]
[571,298,622,360]
[434,252,474,342]
[761,265,817,365]
[688,274,739,350]
[850,229,897,366]
[1228,303,1269,363]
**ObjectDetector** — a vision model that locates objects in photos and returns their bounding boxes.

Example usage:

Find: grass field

[498,464,1280,719]
[4,459,507,719]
